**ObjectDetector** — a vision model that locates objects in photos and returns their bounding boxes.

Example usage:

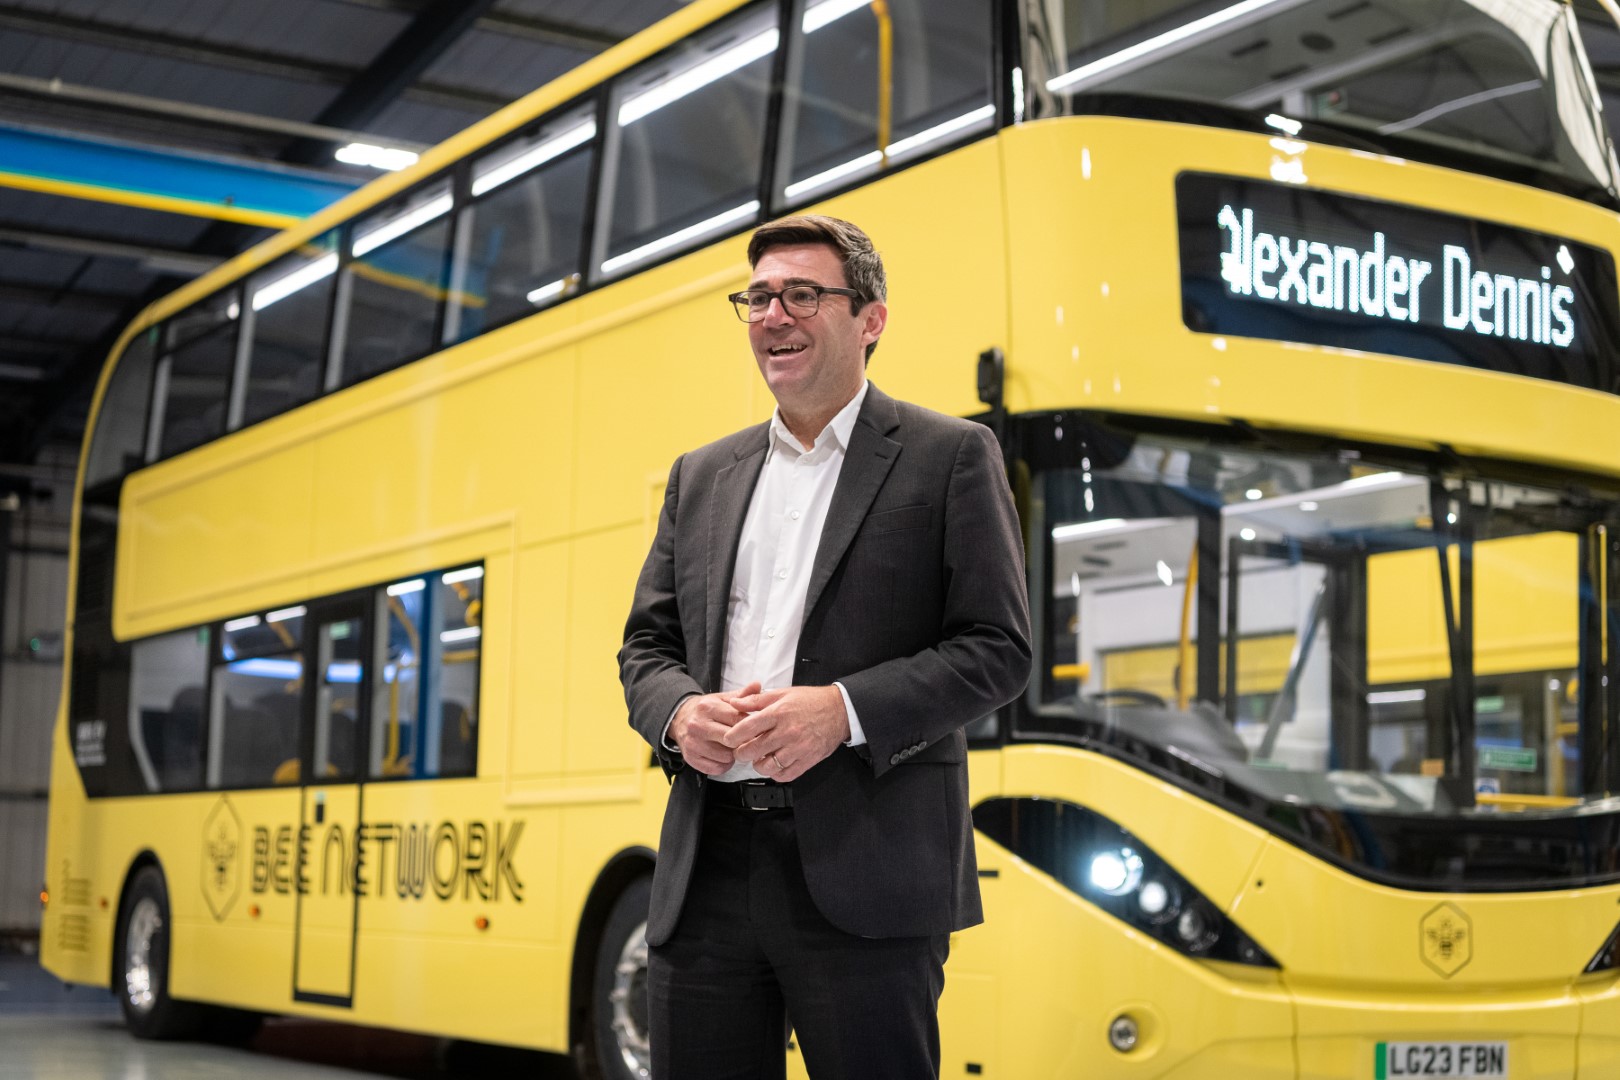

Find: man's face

[747,242,885,410]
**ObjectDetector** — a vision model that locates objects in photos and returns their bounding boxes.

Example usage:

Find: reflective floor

[0,952,578,1079]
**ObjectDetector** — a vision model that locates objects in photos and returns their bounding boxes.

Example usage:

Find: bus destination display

[1177,172,1620,394]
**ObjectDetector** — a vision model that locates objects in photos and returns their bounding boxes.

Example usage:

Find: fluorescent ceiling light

[471,120,596,197]
[601,200,759,275]
[1046,0,1294,94]
[1155,560,1174,586]
[266,605,305,623]
[1264,113,1302,135]
[1338,471,1407,490]
[224,615,262,633]
[803,0,871,33]
[1368,689,1426,705]
[387,579,426,596]
[785,105,995,200]
[228,656,303,679]
[526,278,569,306]
[353,192,453,257]
[335,142,419,171]
[253,253,338,311]
[325,661,362,684]
[443,566,485,584]
[0,363,46,381]
[619,29,777,127]
[441,626,482,643]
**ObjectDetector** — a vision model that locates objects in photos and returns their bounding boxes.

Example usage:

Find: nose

[760,295,796,327]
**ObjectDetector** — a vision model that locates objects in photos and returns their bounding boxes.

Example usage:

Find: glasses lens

[782,286,820,316]
[734,292,764,321]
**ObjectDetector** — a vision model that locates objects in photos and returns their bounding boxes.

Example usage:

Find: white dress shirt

[670,382,870,782]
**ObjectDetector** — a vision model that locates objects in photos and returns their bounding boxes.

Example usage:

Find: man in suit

[618,214,1031,1080]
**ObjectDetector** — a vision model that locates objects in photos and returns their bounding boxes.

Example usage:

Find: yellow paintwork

[39,0,1620,1071]
[0,171,303,228]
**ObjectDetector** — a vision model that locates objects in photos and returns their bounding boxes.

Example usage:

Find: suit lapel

[705,426,769,690]
[801,386,901,626]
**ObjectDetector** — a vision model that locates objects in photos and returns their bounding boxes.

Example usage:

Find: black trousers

[647,799,949,1080]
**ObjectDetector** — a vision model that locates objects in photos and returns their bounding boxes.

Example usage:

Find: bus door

[292,598,371,1006]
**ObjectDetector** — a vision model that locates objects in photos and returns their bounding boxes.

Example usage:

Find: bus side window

[371,567,482,780]
[208,609,307,789]
[152,289,242,461]
[128,628,209,793]
[453,103,597,341]
[239,233,340,428]
[338,181,456,388]
[776,0,997,205]
[84,327,159,488]
[595,2,778,278]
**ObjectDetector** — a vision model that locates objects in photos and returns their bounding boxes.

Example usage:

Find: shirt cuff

[662,694,695,753]
[834,682,866,747]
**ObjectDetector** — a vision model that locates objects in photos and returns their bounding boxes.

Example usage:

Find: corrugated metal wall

[1,453,74,937]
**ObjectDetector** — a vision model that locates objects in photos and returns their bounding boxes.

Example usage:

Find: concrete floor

[0,951,578,1079]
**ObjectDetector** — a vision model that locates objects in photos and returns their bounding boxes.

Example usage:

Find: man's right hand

[670,681,761,775]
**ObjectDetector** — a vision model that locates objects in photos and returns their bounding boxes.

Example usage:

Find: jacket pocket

[861,503,931,536]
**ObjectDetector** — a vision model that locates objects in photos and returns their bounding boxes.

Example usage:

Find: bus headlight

[974,797,1279,968]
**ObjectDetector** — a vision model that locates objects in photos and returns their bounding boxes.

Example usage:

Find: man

[618,214,1031,1080]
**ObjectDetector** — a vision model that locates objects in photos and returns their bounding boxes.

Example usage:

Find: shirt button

[789,509,801,520]
[766,627,777,638]
[777,569,788,580]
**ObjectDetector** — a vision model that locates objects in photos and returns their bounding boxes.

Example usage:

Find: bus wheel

[591,876,652,1080]
[114,865,200,1040]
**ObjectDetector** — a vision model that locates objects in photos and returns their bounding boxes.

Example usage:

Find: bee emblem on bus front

[1420,901,1473,978]
[201,795,242,922]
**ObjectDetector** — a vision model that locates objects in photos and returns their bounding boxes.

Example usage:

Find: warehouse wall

[0,449,74,940]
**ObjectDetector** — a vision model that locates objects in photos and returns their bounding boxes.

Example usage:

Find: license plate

[1375,1041,1508,1078]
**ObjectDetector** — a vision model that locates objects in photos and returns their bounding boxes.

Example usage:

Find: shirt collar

[769,379,869,456]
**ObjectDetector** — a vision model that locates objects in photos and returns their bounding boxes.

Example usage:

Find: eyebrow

[746,275,825,290]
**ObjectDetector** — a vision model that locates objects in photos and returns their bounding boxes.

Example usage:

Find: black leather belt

[706,779,794,810]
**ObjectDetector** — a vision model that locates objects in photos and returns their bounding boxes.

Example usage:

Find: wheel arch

[109,849,164,988]
[568,846,656,1064]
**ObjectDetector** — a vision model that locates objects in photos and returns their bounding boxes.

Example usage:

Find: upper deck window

[1026,0,1620,203]
[150,289,241,461]
[596,4,779,277]
[340,181,456,387]
[241,232,340,425]
[83,326,158,489]
[777,0,997,204]
[456,103,598,338]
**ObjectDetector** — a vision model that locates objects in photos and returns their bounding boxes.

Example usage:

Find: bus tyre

[590,875,653,1080]
[114,866,201,1040]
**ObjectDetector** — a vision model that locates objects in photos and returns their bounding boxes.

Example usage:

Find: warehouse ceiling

[2,0,1620,473]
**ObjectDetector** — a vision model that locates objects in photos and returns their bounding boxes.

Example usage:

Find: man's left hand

[721,685,849,783]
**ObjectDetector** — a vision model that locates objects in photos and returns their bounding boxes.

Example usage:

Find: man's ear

[860,299,888,349]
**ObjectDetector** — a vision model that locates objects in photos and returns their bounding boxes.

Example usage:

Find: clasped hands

[670,681,850,782]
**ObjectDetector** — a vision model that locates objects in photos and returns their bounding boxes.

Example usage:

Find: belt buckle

[741,779,773,811]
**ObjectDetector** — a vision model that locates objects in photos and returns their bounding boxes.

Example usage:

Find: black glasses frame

[727,284,861,322]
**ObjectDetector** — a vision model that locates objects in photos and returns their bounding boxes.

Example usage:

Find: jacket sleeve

[618,454,705,775]
[838,424,1033,777]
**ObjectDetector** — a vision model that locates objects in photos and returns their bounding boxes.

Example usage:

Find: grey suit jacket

[618,384,1032,944]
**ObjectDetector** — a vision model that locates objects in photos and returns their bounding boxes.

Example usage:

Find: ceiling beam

[318,0,622,53]
[0,225,220,276]
[0,281,134,311]
[0,5,508,114]
[285,0,503,164]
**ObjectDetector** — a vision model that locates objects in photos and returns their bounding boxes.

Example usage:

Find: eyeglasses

[727,284,861,322]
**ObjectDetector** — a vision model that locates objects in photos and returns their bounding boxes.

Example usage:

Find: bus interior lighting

[600,200,760,275]
[442,567,484,585]
[223,615,262,633]
[265,605,305,623]
[1051,518,1128,541]
[471,121,596,197]
[617,29,779,127]
[252,254,339,311]
[802,0,873,34]
[525,279,569,306]
[784,106,997,201]
[441,627,482,644]
[1045,0,1295,94]
[387,579,426,597]
[353,193,454,257]
[227,657,301,680]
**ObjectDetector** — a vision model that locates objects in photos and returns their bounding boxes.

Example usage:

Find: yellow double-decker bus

[40,0,1620,1075]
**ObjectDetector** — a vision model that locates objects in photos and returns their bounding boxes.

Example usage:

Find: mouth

[766,343,807,357]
